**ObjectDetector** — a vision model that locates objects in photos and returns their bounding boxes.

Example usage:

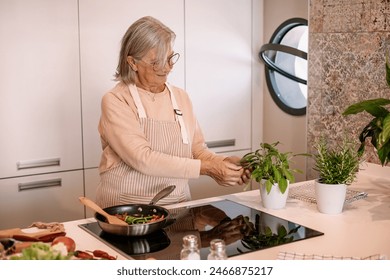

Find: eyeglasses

[140,52,180,71]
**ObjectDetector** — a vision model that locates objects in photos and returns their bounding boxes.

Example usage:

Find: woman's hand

[224,156,252,185]
[200,156,244,186]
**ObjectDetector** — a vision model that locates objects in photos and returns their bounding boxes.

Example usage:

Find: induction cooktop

[79,199,323,260]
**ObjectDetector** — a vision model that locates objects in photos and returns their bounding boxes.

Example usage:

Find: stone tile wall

[307,0,390,178]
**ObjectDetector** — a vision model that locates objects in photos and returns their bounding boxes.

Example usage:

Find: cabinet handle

[16,158,61,170]
[18,178,62,192]
[205,139,236,148]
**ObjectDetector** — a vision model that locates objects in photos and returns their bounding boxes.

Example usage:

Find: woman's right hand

[200,157,244,186]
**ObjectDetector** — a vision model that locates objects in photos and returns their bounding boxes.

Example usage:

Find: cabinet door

[84,168,100,218]
[0,0,82,178]
[79,0,185,168]
[185,0,252,153]
[0,170,84,229]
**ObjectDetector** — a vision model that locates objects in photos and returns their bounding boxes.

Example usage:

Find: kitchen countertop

[63,162,390,260]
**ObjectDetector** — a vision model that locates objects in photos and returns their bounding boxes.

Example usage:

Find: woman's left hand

[224,156,251,185]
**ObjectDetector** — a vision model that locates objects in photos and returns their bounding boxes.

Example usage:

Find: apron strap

[166,83,189,145]
[128,84,147,118]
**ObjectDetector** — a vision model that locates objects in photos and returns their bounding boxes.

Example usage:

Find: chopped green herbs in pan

[115,213,165,225]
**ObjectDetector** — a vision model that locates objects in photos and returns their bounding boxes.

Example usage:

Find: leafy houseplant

[240,142,303,194]
[313,137,362,214]
[342,98,390,166]
[313,138,362,185]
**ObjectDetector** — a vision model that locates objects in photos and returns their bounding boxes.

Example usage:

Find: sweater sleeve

[98,85,201,179]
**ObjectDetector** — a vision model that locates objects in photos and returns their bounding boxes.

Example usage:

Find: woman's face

[133,48,174,92]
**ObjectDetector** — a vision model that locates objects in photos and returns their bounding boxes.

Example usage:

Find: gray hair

[115,16,176,84]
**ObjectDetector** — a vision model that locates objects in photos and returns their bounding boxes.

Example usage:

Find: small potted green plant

[313,137,362,214]
[342,98,390,166]
[240,142,304,209]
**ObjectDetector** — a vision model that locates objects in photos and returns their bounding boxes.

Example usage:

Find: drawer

[0,170,84,229]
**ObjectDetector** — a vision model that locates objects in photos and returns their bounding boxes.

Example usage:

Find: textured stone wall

[307,0,390,178]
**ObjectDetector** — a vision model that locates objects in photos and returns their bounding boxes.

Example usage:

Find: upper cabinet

[0,0,83,178]
[78,0,185,169]
[185,0,253,153]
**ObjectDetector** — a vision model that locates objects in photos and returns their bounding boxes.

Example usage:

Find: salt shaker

[180,234,200,260]
[207,239,228,260]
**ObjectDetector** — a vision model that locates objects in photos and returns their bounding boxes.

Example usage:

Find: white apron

[96,83,192,208]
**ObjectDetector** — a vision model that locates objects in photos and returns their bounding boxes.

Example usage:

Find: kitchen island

[62,162,390,260]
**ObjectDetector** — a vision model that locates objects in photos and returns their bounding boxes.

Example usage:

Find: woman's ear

[127,56,137,71]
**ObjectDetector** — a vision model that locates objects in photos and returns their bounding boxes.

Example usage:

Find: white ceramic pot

[259,180,289,209]
[314,179,347,214]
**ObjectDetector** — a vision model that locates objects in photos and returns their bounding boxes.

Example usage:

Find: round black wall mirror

[259,18,308,116]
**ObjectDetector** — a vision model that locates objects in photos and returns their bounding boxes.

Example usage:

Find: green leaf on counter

[9,242,71,260]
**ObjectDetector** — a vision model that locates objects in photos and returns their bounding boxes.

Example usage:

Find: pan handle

[149,185,176,205]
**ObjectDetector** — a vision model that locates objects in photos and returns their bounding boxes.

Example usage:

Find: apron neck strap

[165,83,189,145]
[128,84,147,118]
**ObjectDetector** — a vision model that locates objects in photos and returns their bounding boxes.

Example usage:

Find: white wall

[262,0,308,182]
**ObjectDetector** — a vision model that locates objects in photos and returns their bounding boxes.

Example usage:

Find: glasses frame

[140,52,180,71]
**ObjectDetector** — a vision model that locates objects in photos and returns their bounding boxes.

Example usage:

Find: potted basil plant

[240,142,304,210]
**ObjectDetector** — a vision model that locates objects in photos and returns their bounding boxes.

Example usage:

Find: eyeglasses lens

[169,53,180,66]
[150,53,180,71]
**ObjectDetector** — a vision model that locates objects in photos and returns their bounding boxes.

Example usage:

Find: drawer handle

[205,139,236,148]
[18,178,62,192]
[16,158,61,170]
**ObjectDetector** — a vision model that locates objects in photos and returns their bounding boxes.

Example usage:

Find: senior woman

[96,16,250,208]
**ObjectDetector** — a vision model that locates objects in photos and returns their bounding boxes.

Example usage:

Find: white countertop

[63,162,390,260]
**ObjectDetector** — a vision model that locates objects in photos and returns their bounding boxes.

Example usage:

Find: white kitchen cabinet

[78,0,186,169]
[0,170,85,229]
[84,168,100,218]
[186,0,254,198]
[185,0,253,153]
[0,0,82,178]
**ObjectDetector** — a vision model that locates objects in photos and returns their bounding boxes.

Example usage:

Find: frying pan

[95,185,176,236]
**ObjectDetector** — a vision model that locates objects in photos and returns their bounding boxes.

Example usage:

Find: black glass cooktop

[79,200,323,260]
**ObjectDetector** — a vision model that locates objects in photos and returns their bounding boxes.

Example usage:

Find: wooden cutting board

[0,228,65,242]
